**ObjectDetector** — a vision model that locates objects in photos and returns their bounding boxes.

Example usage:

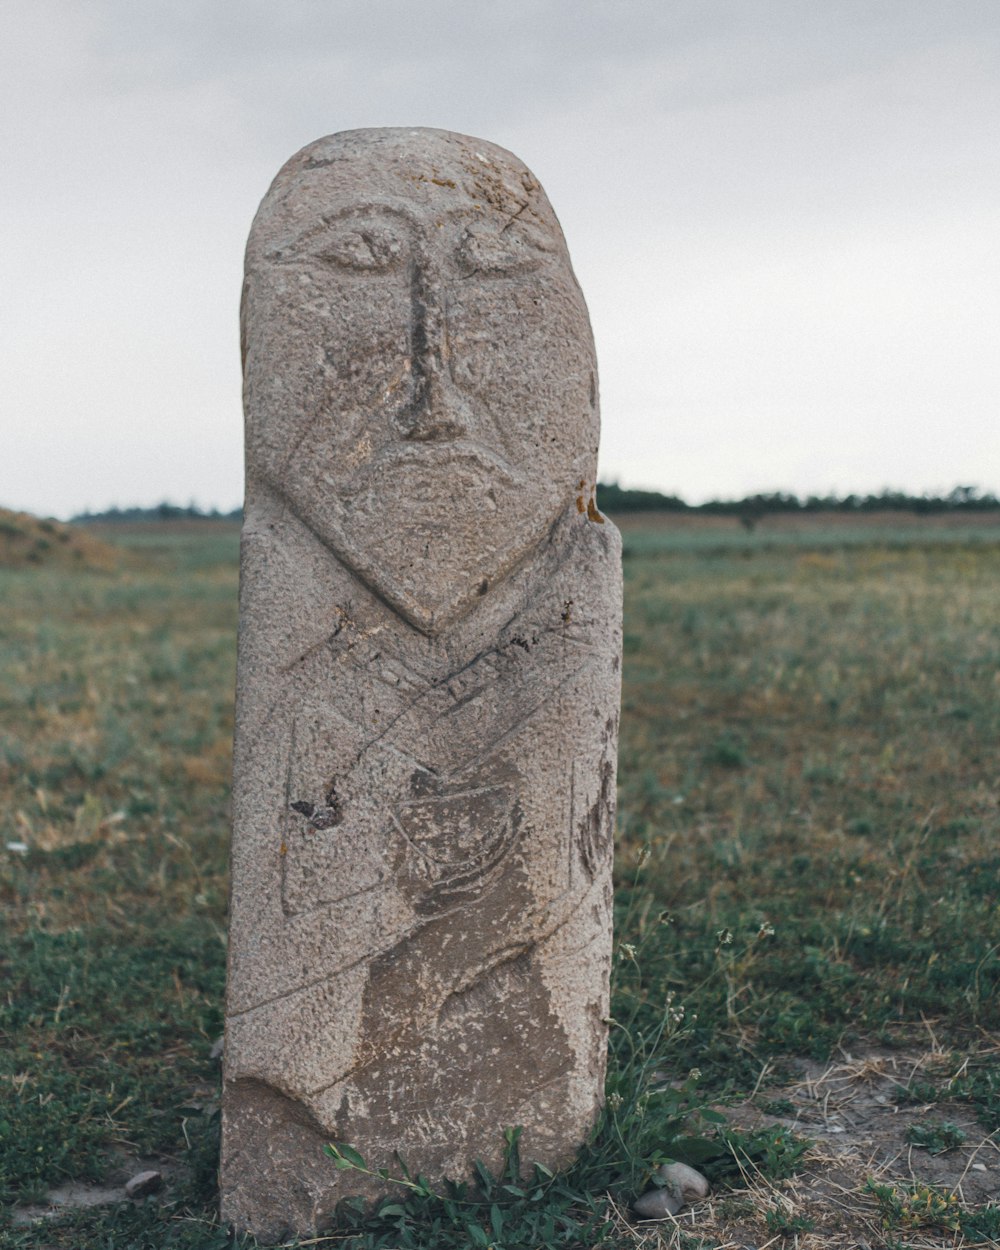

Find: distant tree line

[596,482,1000,517]
[72,502,243,523]
[72,485,999,526]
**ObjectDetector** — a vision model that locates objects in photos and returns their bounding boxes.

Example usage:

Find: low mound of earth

[0,508,122,571]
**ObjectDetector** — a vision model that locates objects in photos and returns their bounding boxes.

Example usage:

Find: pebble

[632,1187,683,1219]
[656,1161,711,1204]
[125,1171,162,1199]
[633,1160,710,1219]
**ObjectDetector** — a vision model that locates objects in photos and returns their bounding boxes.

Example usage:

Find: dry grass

[0,508,124,572]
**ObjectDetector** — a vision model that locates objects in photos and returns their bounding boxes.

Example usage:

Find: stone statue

[220,127,622,1241]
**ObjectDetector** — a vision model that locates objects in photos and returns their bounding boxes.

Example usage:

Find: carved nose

[403,365,473,443]
[398,266,473,443]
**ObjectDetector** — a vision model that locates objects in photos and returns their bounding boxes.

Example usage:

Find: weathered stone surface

[220,127,622,1241]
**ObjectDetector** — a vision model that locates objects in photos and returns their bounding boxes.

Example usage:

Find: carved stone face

[243,128,599,633]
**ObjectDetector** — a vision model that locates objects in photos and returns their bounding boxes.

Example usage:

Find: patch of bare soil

[10,1153,178,1226]
[625,1046,999,1249]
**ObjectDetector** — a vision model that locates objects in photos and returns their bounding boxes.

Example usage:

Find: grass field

[1,513,998,1248]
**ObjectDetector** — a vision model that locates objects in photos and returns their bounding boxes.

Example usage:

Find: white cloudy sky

[2,0,997,516]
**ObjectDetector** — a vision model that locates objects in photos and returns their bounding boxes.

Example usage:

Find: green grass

[0,533,237,1245]
[1,515,999,1248]
[616,536,1000,1073]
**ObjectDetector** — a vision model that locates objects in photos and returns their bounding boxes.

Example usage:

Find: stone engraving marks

[221,128,622,1241]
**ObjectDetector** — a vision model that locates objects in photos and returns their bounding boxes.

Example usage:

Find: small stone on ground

[633,1160,710,1219]
[633,1186,683,1218]
[125,1170,162,1198]
[656,1160,711,1203]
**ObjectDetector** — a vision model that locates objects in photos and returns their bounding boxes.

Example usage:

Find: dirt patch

[10,1154,178,1226]
[629,1046,999,1248]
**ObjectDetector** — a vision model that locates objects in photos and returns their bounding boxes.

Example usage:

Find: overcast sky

[3,0,997,517]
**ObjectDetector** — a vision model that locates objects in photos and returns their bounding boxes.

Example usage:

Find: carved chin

[288,451,557,634]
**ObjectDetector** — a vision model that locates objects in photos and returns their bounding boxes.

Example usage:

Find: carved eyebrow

[265,202,421,263]
[453,221,556,276]
[319,201,422,230]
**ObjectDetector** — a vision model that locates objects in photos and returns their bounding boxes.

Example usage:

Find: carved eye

[320,226,405,271]
[455,224,551,276]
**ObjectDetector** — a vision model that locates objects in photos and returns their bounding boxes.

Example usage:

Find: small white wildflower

[757,922,775,939]
[665,992,685,1026]
[619,942,637,962]
[716,928,734,946]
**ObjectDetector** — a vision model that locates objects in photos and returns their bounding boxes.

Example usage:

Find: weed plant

[902,1119,967,1154]
[1,517,998,1247]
